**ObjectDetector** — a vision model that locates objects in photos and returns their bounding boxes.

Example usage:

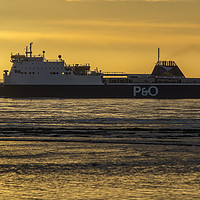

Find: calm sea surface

[0,98,200,199]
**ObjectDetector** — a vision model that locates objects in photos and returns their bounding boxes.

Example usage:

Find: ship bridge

[10,43,65,64]
[11,54,44,62]
[11,42,45,63]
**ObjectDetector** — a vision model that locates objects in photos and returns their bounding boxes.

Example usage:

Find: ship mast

[25,42,33,57]
[158,47,160,62]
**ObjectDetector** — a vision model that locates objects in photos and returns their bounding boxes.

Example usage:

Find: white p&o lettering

[133,86,158,97]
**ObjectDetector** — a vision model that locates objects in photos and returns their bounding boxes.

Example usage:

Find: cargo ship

[1,43,200,98]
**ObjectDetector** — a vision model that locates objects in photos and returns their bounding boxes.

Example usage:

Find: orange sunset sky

[0,0,200,78]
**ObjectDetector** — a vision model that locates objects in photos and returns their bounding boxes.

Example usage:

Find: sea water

[0,98,200,199]
[1,98,200,130]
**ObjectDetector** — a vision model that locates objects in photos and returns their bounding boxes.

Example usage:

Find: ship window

[33,72,35,74]
[62,72,65,75]
[29,72,31,74]
[25,72,27,74]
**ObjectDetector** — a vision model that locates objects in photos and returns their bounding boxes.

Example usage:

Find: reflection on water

[0,98,200,129]
[0,98,200,199]
[0,140,200,199]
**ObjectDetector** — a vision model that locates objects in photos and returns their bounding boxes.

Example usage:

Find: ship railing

[103,72,127,76]
[103,72,126,74]
[181,78,200,83]
[156,61,177,67]
[45,59,64,63]
[65,64,90,67]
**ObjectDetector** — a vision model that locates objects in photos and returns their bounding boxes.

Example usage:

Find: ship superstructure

[103,48,200,85]
[4,43,103,85]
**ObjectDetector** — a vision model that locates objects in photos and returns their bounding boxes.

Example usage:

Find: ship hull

[0,84,200,98]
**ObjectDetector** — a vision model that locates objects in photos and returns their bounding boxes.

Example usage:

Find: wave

[0,127,199,147]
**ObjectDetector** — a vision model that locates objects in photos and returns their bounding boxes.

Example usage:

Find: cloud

[47,19,200,30]
[0,26,199,47]
[65,0,195,2]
